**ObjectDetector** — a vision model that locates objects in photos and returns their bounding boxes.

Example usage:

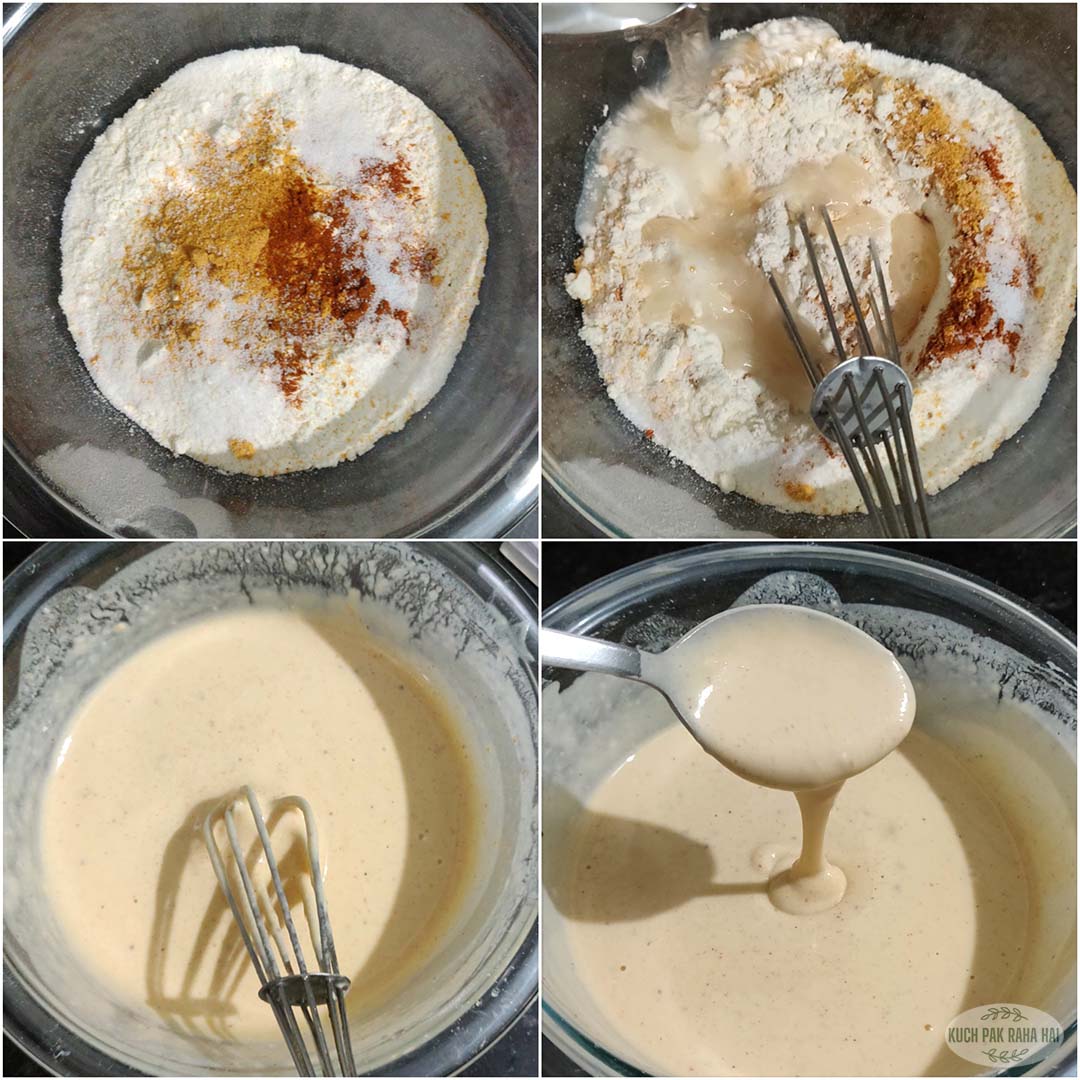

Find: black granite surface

[2,540,537,1077]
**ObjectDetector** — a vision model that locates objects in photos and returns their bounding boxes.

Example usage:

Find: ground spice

[122,107,437,409]
[375,298,411,343]
[784,480,816,502]
[1019,237,1042,298]
[357,155,420,201]
[979,144,1007,186]
[227,438,256,460]
[391,244,441,284]
[841,64,1031,375]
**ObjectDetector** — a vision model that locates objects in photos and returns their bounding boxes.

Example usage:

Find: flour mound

[61,47,487,477]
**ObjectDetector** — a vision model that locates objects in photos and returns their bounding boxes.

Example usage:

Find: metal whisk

[203,786,356,1077]
[768,207,932,537]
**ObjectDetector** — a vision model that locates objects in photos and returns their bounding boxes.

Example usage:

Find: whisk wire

[893,382,932,535]
[797,214,847,363]
[245,790,337,1076]
[767,206,932,537]
[869,240,900,361]
[821,397,888,536]
[203,787,355,1077]
[218,798,327,1075]
[873,368,920,536]
[844,373,903,536]
[282,795,357,1078]
[878,419,917,537]
[204,811,303,1057]
[767,274,824,386]
[820,207,875,357]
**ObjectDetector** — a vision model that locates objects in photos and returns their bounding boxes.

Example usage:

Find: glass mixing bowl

[542,4,1077,537]
[541,543,1076,1076]
[3,3,537,538]
[3,541,538,1076]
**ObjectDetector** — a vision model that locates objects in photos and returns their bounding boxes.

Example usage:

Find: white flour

[61,48,487,476]
[567,18,1076,514]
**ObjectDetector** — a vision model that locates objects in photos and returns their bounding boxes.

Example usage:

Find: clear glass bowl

[541,543,1077,1076]
[3,3,537,538]
[3,541,538,1076]
[542,4,1077,537]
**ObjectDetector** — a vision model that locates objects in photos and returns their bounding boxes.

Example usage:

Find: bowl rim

[2,1,539,541]
[542,542,1076,651]
[2,539,539,1077]
[540,439,1079,541]
[539,2,688,42]
[540,541,1077,1078]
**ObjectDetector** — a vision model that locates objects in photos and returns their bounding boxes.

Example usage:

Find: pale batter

[41,605,478,1043]
[559,719,1029,1076]
[644,604,915,790]
[547,607,1059,1075]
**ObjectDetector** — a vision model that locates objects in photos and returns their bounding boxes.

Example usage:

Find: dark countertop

[541,540,1075,1076]
[3,540,537,1077]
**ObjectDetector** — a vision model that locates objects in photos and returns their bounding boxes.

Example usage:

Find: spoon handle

[540,628,643,680]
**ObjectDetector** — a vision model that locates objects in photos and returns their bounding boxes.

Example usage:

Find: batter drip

[643,605,915,912]
[558,721,1029,1076]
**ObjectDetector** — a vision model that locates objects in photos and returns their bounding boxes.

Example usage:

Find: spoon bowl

[542,603,916,791]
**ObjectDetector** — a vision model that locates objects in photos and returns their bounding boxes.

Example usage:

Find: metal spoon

[545,621,774,782]
[540,607,914,792]
[540,626,686,724]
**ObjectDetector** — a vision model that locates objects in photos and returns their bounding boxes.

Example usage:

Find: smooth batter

[645,605,915,789]
[552,608,1038,1075]
[41,606,477,1043]
[559,721,1029,1076]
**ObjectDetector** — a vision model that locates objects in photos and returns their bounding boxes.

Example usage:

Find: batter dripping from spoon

[642,604,915,913]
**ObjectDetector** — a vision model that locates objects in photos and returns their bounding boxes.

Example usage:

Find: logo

[947,1004,1064,1068]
